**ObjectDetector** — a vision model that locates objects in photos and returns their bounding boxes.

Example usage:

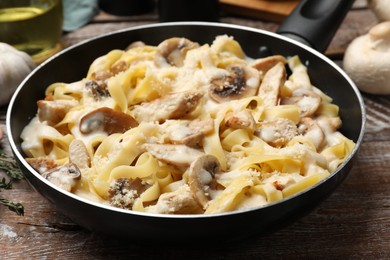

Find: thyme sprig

[0,151,25,216]
[0,178,25,216]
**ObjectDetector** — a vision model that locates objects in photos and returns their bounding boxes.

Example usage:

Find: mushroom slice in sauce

[281,88,322,117]
[298,117,325,150]
[145,185,202,214]
[168,118,214,147]
[155,37,199,67]
[143,143,204,167]
[37,99,77,126]
[85,80,110,100]
[251,55,287,74]
[255,118,298,147]
[41,163,81,192]
[258,62,286,108]
[131,91,203,123]
[224,110,256,132]
[209,64,260,103]
[108,178,150,209]
[188,154,221,209]
[79,107,138,135]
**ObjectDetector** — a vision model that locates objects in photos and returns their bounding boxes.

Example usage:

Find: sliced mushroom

[298,117,325,150]
[258,62,286,108]
[26,157,58,174]
[145,185,202,214]
[209,64,260,103]
[168,118,214,147]
[37,99,77,126]
[251,55,287,74]
[41,163,81,192]
[69,139,90,170]
[255,118,298,147]
[143,143,204,167]
[108,178,150,209]
[131,91,203,123]
[224,109,256,132]
[281,88,322,117]
[188,154,221,209]
[85,80,110,101]
[155,37,199,67]
[79,107,138,135]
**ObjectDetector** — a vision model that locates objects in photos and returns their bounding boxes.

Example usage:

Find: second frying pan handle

[276,0,354,53]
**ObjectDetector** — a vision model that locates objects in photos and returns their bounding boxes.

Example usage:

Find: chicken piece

[298,117,325,150]
[131,91,203,123]
[258,62,286,108]
[143,143,204,167]
[26,157,58,174]
[145,185,202,214]
[37,99,77,126]
[110,60,128,75]
[108,178,150,209]
[281,88,322,117]
[316,115,342,132]
[168,119,214,147]
[251,55,287,74]
[126,41,146,50]
[256,118,298,147]
[224,110,256,132]
[252,55,287,74]
[69,139,90,170]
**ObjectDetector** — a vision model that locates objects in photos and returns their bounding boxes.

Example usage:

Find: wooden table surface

[2,1,390,259]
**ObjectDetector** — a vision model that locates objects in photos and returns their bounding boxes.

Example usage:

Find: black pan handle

[276,0,355,53]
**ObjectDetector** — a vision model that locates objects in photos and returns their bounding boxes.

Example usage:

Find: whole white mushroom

[0,43,36,105]
[343,21,390,95]
[369,0,390,22]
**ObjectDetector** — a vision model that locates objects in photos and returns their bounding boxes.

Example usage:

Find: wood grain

[2,5,390,259]
[219,0,299,22]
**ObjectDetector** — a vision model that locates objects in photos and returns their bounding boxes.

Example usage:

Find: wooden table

[2,1,390,259]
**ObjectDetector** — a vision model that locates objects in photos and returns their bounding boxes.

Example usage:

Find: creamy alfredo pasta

[21,35,355,214]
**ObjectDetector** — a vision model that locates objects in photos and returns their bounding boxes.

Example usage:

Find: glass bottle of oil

[0,0,63,63]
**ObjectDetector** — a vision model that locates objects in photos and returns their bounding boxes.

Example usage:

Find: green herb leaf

[0,149,25,216]
[0,198,24,216]
[0,153,24,180]
[0,177,13,190]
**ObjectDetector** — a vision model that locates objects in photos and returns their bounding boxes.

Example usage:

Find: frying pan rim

[6,21,366,219]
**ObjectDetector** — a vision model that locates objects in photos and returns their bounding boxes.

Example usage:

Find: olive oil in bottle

[0,0,63,63]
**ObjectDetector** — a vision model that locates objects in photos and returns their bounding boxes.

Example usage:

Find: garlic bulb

[0,42,36,105]
[343,21,390,95]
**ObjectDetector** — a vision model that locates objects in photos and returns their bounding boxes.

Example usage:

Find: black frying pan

[6,0,365,242]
